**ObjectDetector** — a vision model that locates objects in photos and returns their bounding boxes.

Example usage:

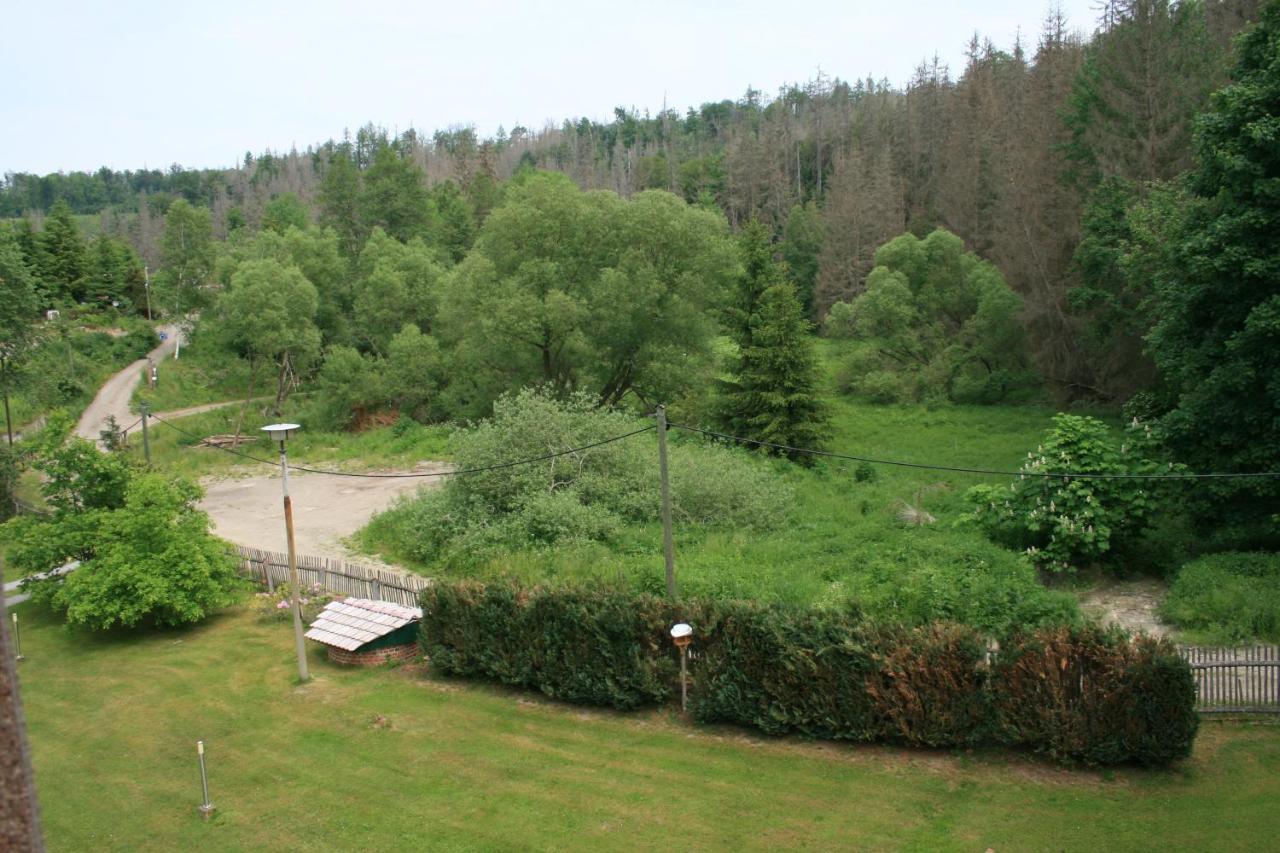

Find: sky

[2,0,1100,175]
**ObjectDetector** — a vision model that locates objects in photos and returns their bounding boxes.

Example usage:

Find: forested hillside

[3,1,1260,404]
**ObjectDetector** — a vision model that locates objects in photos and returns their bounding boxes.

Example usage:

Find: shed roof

[305,597,423,652]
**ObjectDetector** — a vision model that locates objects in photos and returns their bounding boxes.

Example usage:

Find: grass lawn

[13,602,1280,851]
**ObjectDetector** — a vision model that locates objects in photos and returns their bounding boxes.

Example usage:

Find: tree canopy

[827,228,1033,404]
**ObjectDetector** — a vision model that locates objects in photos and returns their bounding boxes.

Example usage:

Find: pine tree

[718,222,830,460]
[37,200,87,303]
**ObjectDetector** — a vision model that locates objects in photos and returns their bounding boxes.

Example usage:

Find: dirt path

[1078,578,1172,637]
[150,397,272,421]
[198,463,449,566]
[75,324,178,444]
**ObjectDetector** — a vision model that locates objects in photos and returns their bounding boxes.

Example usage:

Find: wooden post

[140,403,152,466]
[656,405,677,601]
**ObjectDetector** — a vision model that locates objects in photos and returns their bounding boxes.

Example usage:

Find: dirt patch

[1078,577,1172,637]
[198,463,447,564]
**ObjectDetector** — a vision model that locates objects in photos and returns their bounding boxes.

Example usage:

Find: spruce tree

[37,200,87,303]
[718,222,830,460]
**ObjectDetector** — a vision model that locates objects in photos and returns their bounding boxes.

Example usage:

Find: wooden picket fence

[1180,645,1280,714]
[233,544,430,609]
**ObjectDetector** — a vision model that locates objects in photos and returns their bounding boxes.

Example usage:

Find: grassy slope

[359,343,1090,626]
[16,603,1280,852]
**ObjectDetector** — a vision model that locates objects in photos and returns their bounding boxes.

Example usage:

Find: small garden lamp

[670,622,693,712]
[261,423,308,682]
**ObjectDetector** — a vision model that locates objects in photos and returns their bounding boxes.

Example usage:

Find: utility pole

[144,264,153,322]
[656,405,677,601]
[140,403,152,466]
[263,424,309,682]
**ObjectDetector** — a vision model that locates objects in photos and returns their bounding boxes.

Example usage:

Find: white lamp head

[670,622,693,649]
[261,423,301,443]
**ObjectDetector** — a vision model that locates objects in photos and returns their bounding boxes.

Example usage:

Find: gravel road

[75,325,178,444]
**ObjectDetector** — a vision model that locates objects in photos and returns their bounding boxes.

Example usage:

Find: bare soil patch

[1078,577,1172,637]
[198,463,447,568]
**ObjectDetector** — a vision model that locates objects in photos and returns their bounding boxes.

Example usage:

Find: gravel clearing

[198,462,448,563]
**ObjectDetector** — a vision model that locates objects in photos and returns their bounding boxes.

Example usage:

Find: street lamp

[670,623,693,712]
[261,423,308,682]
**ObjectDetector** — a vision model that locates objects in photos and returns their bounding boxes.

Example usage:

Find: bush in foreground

[421,579,1197,766]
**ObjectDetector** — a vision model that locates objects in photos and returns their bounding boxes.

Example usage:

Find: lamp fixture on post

[670,622,693,712]
[261,423,309,682]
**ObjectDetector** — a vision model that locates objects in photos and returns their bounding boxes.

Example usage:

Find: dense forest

[2,0,1276,540]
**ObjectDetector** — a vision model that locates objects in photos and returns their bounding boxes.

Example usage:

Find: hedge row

[419,580,1198,766]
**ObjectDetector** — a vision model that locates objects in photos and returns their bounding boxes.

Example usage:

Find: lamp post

[670,623,693,712]
[261,423,309,682]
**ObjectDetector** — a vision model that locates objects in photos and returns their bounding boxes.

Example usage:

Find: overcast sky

[2,0,1099,175]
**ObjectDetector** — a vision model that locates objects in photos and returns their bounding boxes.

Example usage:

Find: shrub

[420,580,678,709]
[1160,552,1280,643]
[964,414,1177,572]
[419,579,1197,766]
[992,627,1198,766]
[374,388,790,566]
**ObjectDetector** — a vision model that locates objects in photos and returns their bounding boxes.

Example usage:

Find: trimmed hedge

[419,580,1198,766]
[420,580,679,710]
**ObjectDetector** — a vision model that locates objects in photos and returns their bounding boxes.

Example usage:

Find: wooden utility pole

[656,405,677,600]
[139,403,151,466]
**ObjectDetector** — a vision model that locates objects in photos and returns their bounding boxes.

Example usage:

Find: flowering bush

[252,582,334,623]
[964,414,1180,573]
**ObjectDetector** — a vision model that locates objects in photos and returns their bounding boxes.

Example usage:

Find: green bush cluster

[420,579,1197,766]
[421,580,678,709]
[1160,552,1280,643]
[964,414,1176,572]
[371,388,790,566]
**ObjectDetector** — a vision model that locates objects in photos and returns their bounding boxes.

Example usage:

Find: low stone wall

[326,643,419,667]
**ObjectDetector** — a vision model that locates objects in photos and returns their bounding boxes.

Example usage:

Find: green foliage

[422,578,1197,766]
[1161,552,1280,643]
[0,227,40,438]
[782,201,822,316]
[36,433,131,514]
[156,198,215,313]
[436,173,737,417]
[965,414,1173,572]
[352,229,443,354]
[420,580,677,710]
[371,388,789,566]
[35,200,87,303]
[210,257,321,410]
[359,146,437,243]
[718,220,830,458]
[827,229,1035,404]
[261,193,310,233]
[46,474,243,630]
[1136,3,1280,533]
[83,233,142,309]
[428,180,477,262]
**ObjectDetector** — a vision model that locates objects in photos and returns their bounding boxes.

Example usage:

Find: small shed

[305,598,422,666]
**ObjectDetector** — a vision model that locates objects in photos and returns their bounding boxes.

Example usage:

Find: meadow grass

[13,602,1280,852]
[357,395,1088,630]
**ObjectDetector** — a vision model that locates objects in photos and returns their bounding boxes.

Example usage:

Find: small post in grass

[670,623,693,712]
[196,740,214,820]
[12,612,23,662]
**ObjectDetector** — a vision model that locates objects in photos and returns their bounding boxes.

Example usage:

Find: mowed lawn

[13,604,1280,852]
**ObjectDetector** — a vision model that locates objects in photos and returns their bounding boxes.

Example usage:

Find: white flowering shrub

[963,414,1179,573]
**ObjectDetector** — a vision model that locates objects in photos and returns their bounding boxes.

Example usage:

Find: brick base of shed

[326,643,420,667]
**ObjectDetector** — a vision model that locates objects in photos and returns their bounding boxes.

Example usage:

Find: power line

[147,413,655,478]
[666,422,1280,482]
